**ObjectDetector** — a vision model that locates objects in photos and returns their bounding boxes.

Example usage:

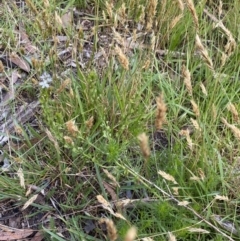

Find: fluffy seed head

[124,226,137,241]
[222,118,240,140]
[138,133,150,159]
[66,120,79,137]
[190,99,200,117]
[227,103,239,122]
[182,65,192,96]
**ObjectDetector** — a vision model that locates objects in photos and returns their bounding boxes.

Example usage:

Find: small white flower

[39,72,52,83]
[39,81,50,88]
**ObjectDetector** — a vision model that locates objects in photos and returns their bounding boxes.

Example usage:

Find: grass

[0,0,240,240]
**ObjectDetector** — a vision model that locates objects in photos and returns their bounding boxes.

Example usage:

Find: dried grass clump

[155,95,167,130]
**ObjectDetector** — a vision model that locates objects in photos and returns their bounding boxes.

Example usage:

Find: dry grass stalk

[158,170,178,184]
[221,118,240,140]
[155,95,167,130]
[168,232,177,241]
[138,133,150,160]
[227,103,239,122]
[124,226,137,241]
[200,82,208,96]
[115,45,129,70]
[212,104,217,121]
[195,34,213,70]
[99,218,118,241]
[190,99,200,117]
[66,120,79,137]
[185,0,198,29]
[85,116,94,130]
[182,65,192,96]
[146,0,158,30]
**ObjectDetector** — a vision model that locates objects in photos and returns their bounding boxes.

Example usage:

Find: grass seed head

[185,0,198,29]
[190,118,201,131]
[99,218,118,241]
[115,45,129,70]
[200,82,208,96]
[168,232,177,241]
[195,34,213,70]
[105,2,114,19]
[124,226,137,241]
[66,120,79,137]
[155,94,167,130]
[138,133,150,159]
[146,0,158,30]
[176,0,184,12]
[227,103,239,122]
[64,136,74,145]
[190,99,200,117]
[170,14,183,29]
[221,118,240,140]
[85,116,94,130]
[182,65,192,96]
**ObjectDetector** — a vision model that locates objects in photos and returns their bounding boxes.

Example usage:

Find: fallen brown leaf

[9,52,30,72]
[0,225,33,240]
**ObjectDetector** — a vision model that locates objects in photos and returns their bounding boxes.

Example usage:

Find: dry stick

[119,162,235,241]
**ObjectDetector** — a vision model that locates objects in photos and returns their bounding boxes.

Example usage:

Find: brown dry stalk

[185,0,199,29]
[99,218,118,241]
[195,34,214,70]
[138,133,150,159]
[221,117,240,140]
[182,65,192,96]
[155,95,167,130]
[114,45,129,70]
[190,99,200,117]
